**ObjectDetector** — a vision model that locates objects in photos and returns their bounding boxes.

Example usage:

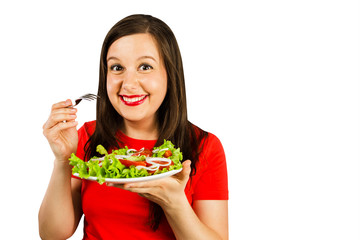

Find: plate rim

[73,168,182,183]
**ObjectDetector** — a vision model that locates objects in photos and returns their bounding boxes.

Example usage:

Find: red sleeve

[192,133,229,200]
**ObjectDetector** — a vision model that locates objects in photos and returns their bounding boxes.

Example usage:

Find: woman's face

[106,33,167,128]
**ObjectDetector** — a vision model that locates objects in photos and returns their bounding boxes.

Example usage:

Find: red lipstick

[120,95,148,106]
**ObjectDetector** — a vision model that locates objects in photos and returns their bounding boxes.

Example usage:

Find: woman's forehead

[107,33,161,62]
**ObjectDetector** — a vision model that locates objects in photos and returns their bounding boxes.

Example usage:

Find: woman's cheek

[106,77,122,106]
[141,76,167,95]
[107,76,120,92]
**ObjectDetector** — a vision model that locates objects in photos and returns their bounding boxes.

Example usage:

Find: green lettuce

[153,140,183,172]
[69,141,183,184]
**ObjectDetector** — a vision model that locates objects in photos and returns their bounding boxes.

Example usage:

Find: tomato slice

[151,160,173,165]
[163,150,172,158]
[145,160,175,173]
[158,161,174,171]
[119,159,146,168]
[131,148,152,157]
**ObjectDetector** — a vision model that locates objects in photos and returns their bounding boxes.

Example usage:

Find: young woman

[39,14,228,240]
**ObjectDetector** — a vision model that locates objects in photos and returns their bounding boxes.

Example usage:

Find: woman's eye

[139,64,153,71]
[110,64,123,71]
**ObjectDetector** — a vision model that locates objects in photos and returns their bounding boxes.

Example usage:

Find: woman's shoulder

[191,123,222,148]
[79,120,96,134]
[76,121,96,160]
[202,132,224,156]
[83,120,96,130]
[77,121,97,145]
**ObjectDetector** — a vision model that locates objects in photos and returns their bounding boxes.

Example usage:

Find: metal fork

[68,93,99,107]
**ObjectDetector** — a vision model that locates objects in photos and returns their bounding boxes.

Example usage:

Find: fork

[68,93,100,107]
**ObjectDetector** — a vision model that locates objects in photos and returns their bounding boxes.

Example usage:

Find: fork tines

[80,93,99,100]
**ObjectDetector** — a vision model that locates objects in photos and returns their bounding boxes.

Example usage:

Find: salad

[69,140,183,184]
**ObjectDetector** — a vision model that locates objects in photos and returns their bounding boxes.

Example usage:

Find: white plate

[73,168,182,184]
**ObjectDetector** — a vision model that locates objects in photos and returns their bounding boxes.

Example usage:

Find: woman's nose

[122,71,139,92]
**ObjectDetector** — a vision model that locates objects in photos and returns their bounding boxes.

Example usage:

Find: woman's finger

[43,100,73,128]
[106,183,125,188]
[175,160,191,182]
[51,99,73,111]
[43,120,78,139]
[51,112,77,125]
[138,193,149,198]
[43,109,77,130]
[43,115,77,131]
[124,185,159,194]
[123,181,150,189]
[53,120,78,132]
[51,107,77,116]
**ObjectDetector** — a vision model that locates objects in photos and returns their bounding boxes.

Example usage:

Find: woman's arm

[192,200,228,239]
[163,198,228,240]
[38,166,83,239]
[111,160,228,240]
[38,100,83,239]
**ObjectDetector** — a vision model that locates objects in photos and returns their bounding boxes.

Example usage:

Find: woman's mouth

[120,94,148,106]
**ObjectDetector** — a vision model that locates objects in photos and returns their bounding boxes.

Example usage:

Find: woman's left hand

[107,160,191,209]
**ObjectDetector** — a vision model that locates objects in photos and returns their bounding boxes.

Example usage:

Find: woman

[39,14,228,240]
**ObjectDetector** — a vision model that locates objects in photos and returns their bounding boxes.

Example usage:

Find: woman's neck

[121,118,159,140]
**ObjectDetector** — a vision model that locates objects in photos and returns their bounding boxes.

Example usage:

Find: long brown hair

[85,14,208,231]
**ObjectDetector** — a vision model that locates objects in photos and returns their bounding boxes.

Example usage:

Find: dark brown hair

[85,14,208,231]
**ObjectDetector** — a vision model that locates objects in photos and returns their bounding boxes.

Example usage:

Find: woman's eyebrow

[137,55,157,62]
[106,55,157,63]
[107,56,119,62]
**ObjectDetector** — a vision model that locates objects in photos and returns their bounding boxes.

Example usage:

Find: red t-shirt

[73,121,228,239]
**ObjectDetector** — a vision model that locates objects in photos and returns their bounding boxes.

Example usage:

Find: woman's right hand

[43,99,79,163]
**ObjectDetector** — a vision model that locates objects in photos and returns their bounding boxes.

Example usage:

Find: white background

[0,0,358,239]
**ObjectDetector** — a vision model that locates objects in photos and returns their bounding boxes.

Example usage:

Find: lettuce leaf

[112,146,128,156]
[153,140,183,165]
[69,140,183,184]
[96,145,108,156]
